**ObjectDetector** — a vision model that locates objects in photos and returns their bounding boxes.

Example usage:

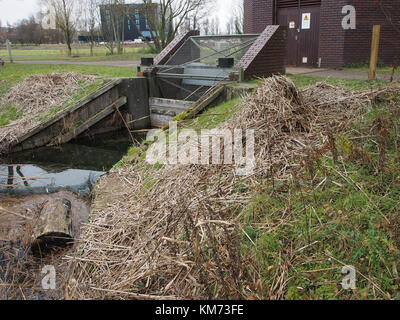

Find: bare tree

[39,0,80,56]
[182,0,213,32]
[82,0,100,56]
[99,0,126,55]
[226,1,243,35]
[202,18,210,35]
[139,0,209,52]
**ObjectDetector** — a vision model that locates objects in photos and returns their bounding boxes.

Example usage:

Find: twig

[0,206,33,220]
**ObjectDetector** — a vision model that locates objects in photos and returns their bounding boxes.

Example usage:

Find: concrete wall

[119,78,150,130]
[9,78,151,153]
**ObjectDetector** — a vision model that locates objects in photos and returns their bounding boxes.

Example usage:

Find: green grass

[239,100,400,300]
[0,104,23,126]
[0,63,137,98]
[114,97,243,169]
[36,79,106,122]
[179,98,242,130]
[288,74,390,90]
[343,60,399,75]
[344,66,399,75]
[242,74,392,91]
[0,45,155,62]
[243,74,392,91]
[0,63,137,127]
[109,72,400,299]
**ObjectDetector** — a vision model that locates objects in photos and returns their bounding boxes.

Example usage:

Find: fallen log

[31,198,73,253]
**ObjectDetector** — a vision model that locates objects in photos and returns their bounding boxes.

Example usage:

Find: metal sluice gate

[142,34,260,101]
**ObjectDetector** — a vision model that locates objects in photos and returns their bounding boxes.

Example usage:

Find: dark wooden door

[277,7,300,66]
[298,6,321,66]
[277,4,321,67]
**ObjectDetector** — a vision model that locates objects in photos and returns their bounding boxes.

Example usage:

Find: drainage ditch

[0,130,139,300]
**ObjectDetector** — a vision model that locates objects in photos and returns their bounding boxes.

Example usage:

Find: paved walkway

[286,66,399,81]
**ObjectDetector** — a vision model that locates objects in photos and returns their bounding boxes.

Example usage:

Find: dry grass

[0,192,90,300]
[64,76,398,300]
[0,73,97,153]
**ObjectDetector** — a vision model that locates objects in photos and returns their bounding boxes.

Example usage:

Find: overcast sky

[0,0,242,28]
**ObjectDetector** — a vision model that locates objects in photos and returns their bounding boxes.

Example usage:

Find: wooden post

[368,25,381,80]
[31,198,73,253]
[6,39,13,63]
[239,67,245,82]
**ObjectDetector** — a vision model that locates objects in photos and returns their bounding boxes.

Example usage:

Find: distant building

[243,0,400,68]
[100,3,159,41]
[78,35,103,44]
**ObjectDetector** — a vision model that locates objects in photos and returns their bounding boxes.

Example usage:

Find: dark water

[0,131,136,197]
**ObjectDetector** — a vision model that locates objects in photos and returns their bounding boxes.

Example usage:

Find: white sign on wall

[302,13,311,29]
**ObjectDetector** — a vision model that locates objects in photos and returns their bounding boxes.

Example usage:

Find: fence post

[368,25,381,80]
[6,39,13,63]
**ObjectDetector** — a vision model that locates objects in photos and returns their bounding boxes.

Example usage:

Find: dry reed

[65,76,398,300]
[0,73,97,153]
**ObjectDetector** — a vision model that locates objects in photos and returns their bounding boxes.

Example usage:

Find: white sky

[0,0,242,28]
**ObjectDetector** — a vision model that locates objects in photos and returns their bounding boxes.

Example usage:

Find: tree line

[1,0,244,56]
[0,16,64,45]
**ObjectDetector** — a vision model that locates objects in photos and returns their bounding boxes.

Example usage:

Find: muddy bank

[0,191,90,300]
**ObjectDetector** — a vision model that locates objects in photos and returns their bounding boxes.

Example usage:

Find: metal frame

[152,33,260,99]
[190,34,260,40]
[159,36,258,74]
[158,78,204,100]
[156,73,229,81]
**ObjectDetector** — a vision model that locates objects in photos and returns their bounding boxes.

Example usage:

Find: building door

[277,7,300,66]
[276,1,321,67]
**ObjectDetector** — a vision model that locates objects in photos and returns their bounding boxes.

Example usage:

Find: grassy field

[0,63,138,126]
[0,63,137,98]
[0,44,155,62]
[344,66,399,74]
[242,74,393,91]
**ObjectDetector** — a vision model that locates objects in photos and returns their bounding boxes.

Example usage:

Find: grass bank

[68,74,399,300]
[0,63,136,98]
[0,45,155,62]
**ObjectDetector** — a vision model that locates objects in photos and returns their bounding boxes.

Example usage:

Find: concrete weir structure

[7,78,150,154]
[6,26,285,154]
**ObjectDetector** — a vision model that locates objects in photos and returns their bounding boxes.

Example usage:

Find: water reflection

[0,131,135,197]
[0,165,103,197]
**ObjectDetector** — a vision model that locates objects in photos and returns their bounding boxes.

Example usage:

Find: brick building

[244,0,400,68]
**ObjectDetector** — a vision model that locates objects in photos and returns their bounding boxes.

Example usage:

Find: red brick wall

[244,0,274,33]
[236,25,287,79]
[319,0,349,67]
[344,0,400,66]
[244,0,400,68]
